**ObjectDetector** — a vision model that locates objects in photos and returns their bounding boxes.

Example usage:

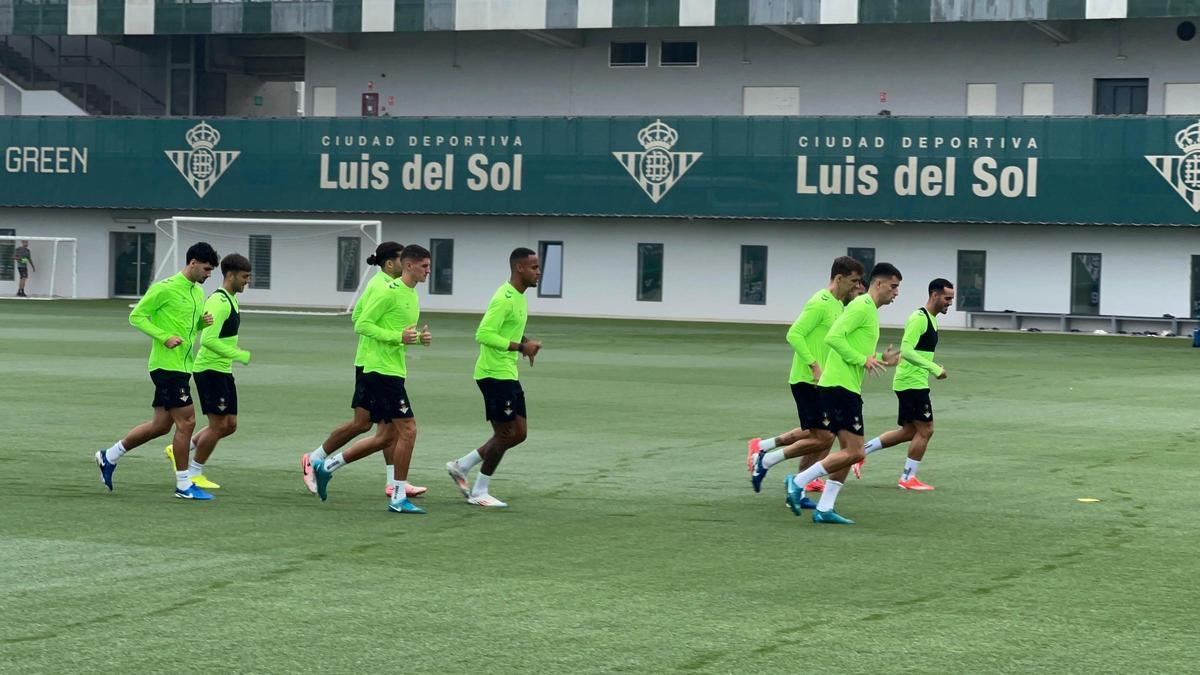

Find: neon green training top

[128,272,207,373]
[355,278,420,377]
[818,294,882,395]
[894,307,944,391]
[474,282,528,381]
[787,289,844,385]
[194,289,251,374]
[352,270,394,367]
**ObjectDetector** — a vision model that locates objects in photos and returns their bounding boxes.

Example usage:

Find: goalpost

[152,216,383,315]
[0,234,78,300]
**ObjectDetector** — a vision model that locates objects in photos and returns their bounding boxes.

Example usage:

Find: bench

[965,311,1199,335]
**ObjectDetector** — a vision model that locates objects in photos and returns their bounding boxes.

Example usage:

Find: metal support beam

[1027,20,1075,44]
[300,33,352,51]
[763,25,820,46]
[520,30,584,49]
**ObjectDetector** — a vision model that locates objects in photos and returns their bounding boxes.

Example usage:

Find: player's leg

[898,420,935,490]
[96,406,173,491]
[468,416,526,508]
[751,383,824,491]
[854,421,916,479]
[747,427,807,468]
[811,431,864,524]
[17,267,28,295]
[387,417,424,513]
[167,404,212,500]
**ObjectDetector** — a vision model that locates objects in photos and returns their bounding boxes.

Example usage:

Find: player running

[312,244,432,514]
[95,242,218,500]
[784,262,903,525]
[853,278,954,490]
[445,247,542,508]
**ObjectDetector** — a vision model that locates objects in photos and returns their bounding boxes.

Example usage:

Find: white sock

[792,461,829,489]
[324,453,347,472]
[311,446,327,463]
[175,471,192,491]
[393,480,409,501]
[902,458,920,480]
[864,437,884,455]
[816,480,843,512]
[457,449,483,471]
[188,460,204,478]
[472,473,491,497]
[104,440,127,464]
[387,464,395,484]
[761,449,786,470]
[758,437,778,452]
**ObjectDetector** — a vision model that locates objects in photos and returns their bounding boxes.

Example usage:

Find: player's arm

[899,313,943,376]
[824,304,869,367]
[27,251,34,272]
[353,291,406,345]
[786,302,820,374]
[201,296,251,364]
[475,297,521,351]
[128,283,172,344]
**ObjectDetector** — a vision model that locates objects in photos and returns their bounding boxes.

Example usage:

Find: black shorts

[896,389,934,425]
[477,378,526,423]
[363,372,414,423]
[17,266,28,279]
[351,365,372,410]
[149,369,193,410]
[817,385,865,437]
[194,370,238,416]
[790,382,831,432]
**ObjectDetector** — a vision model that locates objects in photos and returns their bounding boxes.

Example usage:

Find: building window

[337,236,360,292]
[637,243,664,302]
[430,238,454,295]
[966,83,997,116]
[538,241,563,298]
[610,42,647,67]
[957,250,986,311]
[0,228,14,281]
[660,41,698,67]
[248,234,272,290]
[1070,252,1101,315]
[1192,255,1200,318]
[1094,78,1148,115]
[847,247,876,277]
[1022,83,1054,115]
[740,245,767,305]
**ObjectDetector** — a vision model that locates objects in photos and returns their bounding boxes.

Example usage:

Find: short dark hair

[366,241,403,267]
[830,256,865,280]
[401,244,431,262]
[869,262,902,282]
[510,247,536,267]
[928,278,954,294]
[220,253,251,276]
[186,242,219,267]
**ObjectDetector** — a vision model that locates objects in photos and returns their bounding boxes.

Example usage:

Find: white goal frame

[0,234,78,299]
[152,216,383,315]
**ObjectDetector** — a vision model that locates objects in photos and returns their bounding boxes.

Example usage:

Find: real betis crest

[1145,118,1200,212]
[165,121,240,199]
[613,119,702,204]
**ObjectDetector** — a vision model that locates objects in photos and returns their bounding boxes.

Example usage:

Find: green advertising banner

[2,116,1200,226]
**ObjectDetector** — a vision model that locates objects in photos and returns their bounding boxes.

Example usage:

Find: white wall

[4,208,1196,328]
[305,19,1200,117]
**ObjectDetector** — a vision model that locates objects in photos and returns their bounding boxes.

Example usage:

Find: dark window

[660,41,698,67]
[957,250,986,312]
[637,243,663,302]
[430,238,454,295]
[1192,255,1200,318]
[248,235,271,290]
[740,245,767,305]
[0,228,14,281]
[1070,252,1101,315]
[610,42,647,67]
[337,236,360,292]
[1094,78,1148,115]
[848,247,876,276]
[538,241,563,298]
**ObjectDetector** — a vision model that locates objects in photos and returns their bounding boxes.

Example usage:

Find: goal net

[152,217,383,315]
[0,235,78,300]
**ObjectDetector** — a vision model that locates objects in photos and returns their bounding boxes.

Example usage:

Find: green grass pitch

[1,300,1197,672]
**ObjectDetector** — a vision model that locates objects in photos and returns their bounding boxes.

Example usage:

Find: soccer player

[853,278,954,490]
[445,247,542,508]
[301,242,426,499]
[13,240,34,297]
[784,262,903,525]
[312,244,432,514]
[163,253,253,489]
[747,257,865,504]
[95,242,218,500]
